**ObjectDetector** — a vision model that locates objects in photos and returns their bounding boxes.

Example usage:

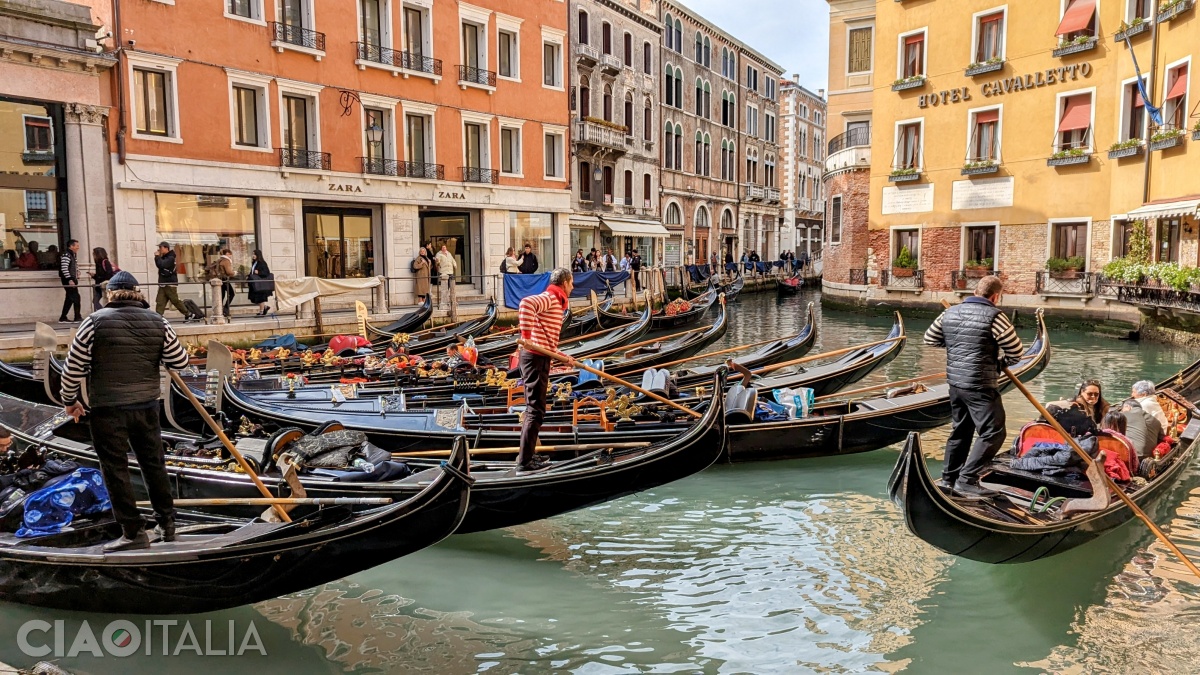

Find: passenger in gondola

[1130,380,1169,429]
[1073,379,1111,426]
[923,276,1024,498]
[1118,392,1165,460]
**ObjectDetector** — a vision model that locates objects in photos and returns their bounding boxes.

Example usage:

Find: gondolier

[60,271,189,551]
[923,276,1024,498]
[516,267,574,473]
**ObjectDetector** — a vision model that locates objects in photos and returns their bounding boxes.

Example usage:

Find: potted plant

[962,159,999,175]
[1048,147,1091,166]
[1193,120,1200,141]
[892,246,918,278]
[889,167,920,182]
[1047,255,1086,279]
[1150,127,1186,150]
[891,75,926,91]
[1107,138,1143,158]
[965,56,1004,76]
[965,258,993,278]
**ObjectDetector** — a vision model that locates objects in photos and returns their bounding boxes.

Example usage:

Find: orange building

[107,0,570,309]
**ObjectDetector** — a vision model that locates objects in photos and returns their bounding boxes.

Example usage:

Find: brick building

[779,80,826,258]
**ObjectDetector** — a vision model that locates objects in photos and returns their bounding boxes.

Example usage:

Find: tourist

[412,247,431,303]
[215,248,235,317]
[435,245,457,308]
[572,249,588,273]
[58,238,82,324]
[589,249,603,271]
[248,249,274,316]
[518,243,539,274]
[620,252,632,272]
[90,247,115,312]
[630,250,642,291]
[1119,394,1164,460]
[16,241,39,270]
[1073,379,1111,426]
[153,242,191,319]
[502,247,524,274]
[60,270,186,551]
[602,248,617,272]
[516,267,574,473]
[0,427,11,456]
[1130,380,1169,429]
[922,276,1025,498]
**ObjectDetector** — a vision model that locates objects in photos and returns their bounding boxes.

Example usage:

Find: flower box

[1047,153,1092,166]
[1107,144,1144,159]
[1149,134,1185,151]
[965,60,1005,77]
[1157,0,1195,23]
[888,171,921,182]
[964,267,992,278]
[1052,36,1098,58]
[1193,129,1200,142]
[891,77,927,92]
[961,163,999,176]
[1114,20,1152,41]
[891,267,915,278]
[1051,269,1082,280]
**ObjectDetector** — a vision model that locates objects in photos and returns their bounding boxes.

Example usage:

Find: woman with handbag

[248,250,274,316]
[90,247,115,311]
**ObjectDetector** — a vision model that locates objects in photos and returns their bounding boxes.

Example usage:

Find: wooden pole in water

[168,371,291,522]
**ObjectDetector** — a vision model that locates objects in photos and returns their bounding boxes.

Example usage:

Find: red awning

[1058,95,1092,132]
[976,109,1000,124]
[1056,0,1096,36]
[1166,67,1189,100]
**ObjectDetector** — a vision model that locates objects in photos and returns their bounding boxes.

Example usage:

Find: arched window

[580,77,591,116]
[695,131,703,174]
[602,22,612,55]
[674,67,683,109]
[623,169,633,205]
[703,133,711,176]
[664,65,675,107]
[703,81,711,119]
[703,37,711,68]
[666,202,681,225]
[695,31,703,63]
[643,99,652,140]
[603,84,613,121]
[643,41,651,74]
[624,93,633,134]
[696,205,709,229]
[674,20,682,53]
[674,123,683,169]
[623,32,632,67]
[721,209,733,230]
[664,14,674,50]
[720,139,728,180]
[578,10,589,45]
[695,78,703,116]
[722,48,729,77]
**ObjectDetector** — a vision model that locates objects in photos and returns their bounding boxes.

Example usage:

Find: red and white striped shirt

[519,284,568,353]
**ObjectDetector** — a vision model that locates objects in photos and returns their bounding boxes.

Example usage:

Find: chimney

[818,89,825,98]
[792,73,799,80]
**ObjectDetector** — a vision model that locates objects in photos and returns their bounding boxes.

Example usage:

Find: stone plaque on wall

[881,184,935,215]
[952,177,1015,211]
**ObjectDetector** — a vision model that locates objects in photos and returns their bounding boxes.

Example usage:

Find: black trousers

[61,285,81,320]
[518,351,552,467]
[221,281,235,313]
[89,405,176,537]
[944,386,1007,484]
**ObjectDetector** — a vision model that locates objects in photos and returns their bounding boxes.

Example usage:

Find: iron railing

[280,148,331,170]
[355,42,442,75]
[360,157,399,176]
[828,127,871,155]
[271,21,325,51]
[458,64,496,87]
[400,161,445,180]
[881,269,924,289]
[461,166,498,184]
[1035,271,1094,295]
[849,268,867,285]
[1096,276,1200,312]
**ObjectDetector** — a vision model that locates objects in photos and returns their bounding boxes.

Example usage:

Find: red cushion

[1016,423,1069,457]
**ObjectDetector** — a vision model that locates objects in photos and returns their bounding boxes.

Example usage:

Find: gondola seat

[1012,423,1138,477]
[640,369,670,396]
[725,384,758,423]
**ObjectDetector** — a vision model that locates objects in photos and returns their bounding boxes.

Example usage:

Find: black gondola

[562,293,617,338]
[598,289,717,332]
[363,294,434,340]
[777,273,802,296]
[887,353,1200,564]
[0,419,472,615]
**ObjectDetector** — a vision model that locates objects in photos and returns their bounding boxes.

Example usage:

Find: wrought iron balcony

[1035,271,1094,296]
[828,127,870,155]
[355,43,443,76]
[458,64,496,88]
[461,166,498,184]
[1097,275,1200,313]
[400,161,445,180]
[360,156,398,176]
[271,21,325,52]
[849,268,868,285]
[881,269,924,290]
[280,148,330,170]
[575,119,628,152]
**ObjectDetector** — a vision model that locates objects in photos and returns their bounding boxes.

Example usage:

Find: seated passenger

[1119,395,1163,460]
[1130,380,1169,429]
[1098,410,1135,481]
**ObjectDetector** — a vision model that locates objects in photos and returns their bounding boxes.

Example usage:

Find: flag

[1125,33,1163,125]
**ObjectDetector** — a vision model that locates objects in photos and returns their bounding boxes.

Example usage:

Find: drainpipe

[113,0,127,164]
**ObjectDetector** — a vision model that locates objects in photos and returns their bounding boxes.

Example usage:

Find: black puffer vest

[89,300,166,408]
[942,300,1003,391]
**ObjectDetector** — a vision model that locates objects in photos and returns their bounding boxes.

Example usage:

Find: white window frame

[1046,217,1093,270]
[896,27,928,80]
[1125,0,1154,22]
[360,92,400,164]
[960,221,1000,269]
[225,68,273,152]
[498,117,524,177]
[357,0,393,47]
[401,99,437,173]
[225,0,266,26]
[970,6,1008,64]
[893,116,925,170]
[276,78,324,168]
[765,112,776,142]
[401,0,435,65]
[845,22,874,76]
[889,225,923,268]
[746,104,759,137]
[460,110,494,171]
[20,114,53,153]
[272,0,324,60]
[1163,56,1192,129]
[828,194,842,245]
[541,26,566,91]
[543,125,566,181]
[495,13,523,82]
[965,104,1003,163]
[459,3,492,89]
[127,52,183,144]
[1118,74,1151,143]
[1052,87,1096,153]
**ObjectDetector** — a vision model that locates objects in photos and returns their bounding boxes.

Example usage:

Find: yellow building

[832,0,1197,309]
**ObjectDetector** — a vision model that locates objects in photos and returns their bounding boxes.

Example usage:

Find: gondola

[0,410,472,614]
[721,273,745,301]
[777,273,802,296]
[363,294,434,340]
[562,293,617,338]
[0,359,48,406]
[887,352,1200,564]
[727,310,1049,461]
[0,323,64,407]
[3,372,727,536]
[597,289,717,333]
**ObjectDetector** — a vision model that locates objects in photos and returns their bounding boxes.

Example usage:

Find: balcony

[825,127,871,174]
[458,64,496,91]
[461,166,498,184]
[21,151,55,165]
[744,184,765,201]
[575,119,628,153]
[399,161,445,180]
[270,21,326,59]
[577,43,599,66]
[355,42,442,78]
[1157,0,1194,23]
[599,53,622,74]
[280,148,330,171]
[881,269,924,291]
[1098,275,1200,314]
[1036,271,1094,297]
[1052,35,1098,58]
[765,187,781,204]
[951,270,1001,294]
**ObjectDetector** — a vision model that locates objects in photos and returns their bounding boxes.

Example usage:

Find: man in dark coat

[153,241,191,318]
[58,238,82,323]
[923,276,1025,498]
[518,243,539,274]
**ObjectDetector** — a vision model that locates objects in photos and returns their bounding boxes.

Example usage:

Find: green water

[4,289,1199,673]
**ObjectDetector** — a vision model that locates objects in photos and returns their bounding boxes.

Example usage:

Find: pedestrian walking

[516,267,574,473]
[412,247,431,303]
[248,250,274,316]
[60,270,187,551]
[90,247,115,312]
[153,242,191,319]
[923,276,1025,498]
[58,239,82,323]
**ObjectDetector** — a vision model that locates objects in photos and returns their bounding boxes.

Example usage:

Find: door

[421,212,473,284]
[404,8,424,56]
[462,23,479,69]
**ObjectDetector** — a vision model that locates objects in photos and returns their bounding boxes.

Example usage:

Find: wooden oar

[168,371,291,523]
[583,324,708,360]
[814,372,947,401]
[140,497,394,507]
[519,340,702,419]
[1003,366,1200,581]
[749,336,905,378]
[394,441,651,458]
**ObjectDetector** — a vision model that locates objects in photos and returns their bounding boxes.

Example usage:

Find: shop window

[498,29,518,79]
[829,196,842,244]
[895,121,922,170]
[1121,79,1147,142]
[1056,0,1097,41]
[900,31,925,79]
[975,11,1004,63]
[968,108,1000,162]
[155,193,257,299]
[848,27,872,74]
[1157,218,1181,263]
[305,207,374,279]
[2,98,64,270]
[1055,93,1092,152]
[1164,62,1189,130]
[965,225,997,268]
[1051,221,1088,264]
[544,131,563,179]
[510,212,555,269]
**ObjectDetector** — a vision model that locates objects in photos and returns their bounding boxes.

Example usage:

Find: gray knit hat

[107,270,140,291]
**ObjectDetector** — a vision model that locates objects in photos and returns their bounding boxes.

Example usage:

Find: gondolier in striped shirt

[923,276,1024,499]
[516,267,574,473]
[60,271,189,551]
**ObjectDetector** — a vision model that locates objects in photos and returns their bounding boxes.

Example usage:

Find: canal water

[4,289,1200,673]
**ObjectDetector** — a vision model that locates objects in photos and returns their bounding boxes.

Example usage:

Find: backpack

[411,258,420,273]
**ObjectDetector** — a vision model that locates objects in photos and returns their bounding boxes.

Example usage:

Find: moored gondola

[777,273,802,296]
[888,354,1200,564]
[363,294,434,340]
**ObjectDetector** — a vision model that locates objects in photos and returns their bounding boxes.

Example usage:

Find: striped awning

[1127,198,1200,221]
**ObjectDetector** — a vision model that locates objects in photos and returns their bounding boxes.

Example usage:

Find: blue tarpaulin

[503,271,630,309]
[686,265,712,282]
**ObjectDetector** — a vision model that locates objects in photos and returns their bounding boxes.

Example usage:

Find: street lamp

[365,122,384,145]
[592,165,602,182]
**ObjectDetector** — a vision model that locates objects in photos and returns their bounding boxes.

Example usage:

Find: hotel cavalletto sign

[917,63,1093,109]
